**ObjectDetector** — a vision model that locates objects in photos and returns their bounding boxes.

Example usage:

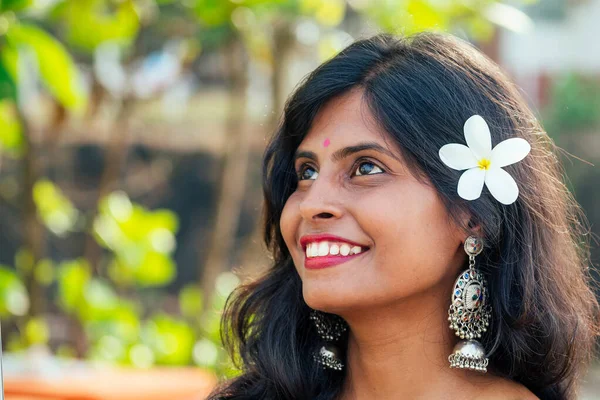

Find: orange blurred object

[4,367,218,400]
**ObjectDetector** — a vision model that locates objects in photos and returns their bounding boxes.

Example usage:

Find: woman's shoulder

[472,375,539,400]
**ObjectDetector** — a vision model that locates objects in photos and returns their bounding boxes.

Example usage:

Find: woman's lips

[304,249,369,270]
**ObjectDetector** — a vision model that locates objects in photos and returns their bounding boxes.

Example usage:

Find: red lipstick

[299,233,369,251]
[299,233,370,270]
[304,251,367,269]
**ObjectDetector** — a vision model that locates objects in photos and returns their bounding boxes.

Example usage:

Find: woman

[206,31,599,399]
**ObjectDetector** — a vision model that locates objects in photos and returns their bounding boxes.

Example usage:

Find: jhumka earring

[310,309,348,371]
[447,236,492,373]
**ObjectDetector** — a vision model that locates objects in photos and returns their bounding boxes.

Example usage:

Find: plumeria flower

[438,114,531,205]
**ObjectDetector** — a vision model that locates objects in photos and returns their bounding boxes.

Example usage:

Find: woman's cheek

[279,196,299,250]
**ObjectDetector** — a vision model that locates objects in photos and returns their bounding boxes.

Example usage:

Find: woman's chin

[303,287,361,314]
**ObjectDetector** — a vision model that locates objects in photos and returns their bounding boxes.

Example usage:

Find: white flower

[438,115,531,205]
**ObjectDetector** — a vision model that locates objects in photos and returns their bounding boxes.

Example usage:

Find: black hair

[206,31,599,400]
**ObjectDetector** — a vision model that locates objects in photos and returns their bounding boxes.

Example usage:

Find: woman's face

[280,89,468,314]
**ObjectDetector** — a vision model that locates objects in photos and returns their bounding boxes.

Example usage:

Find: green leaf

[33,179,79,235]
[25,316,49,345]
[134,251,176,287]
[5,23,86,111]
[107,257,135,287]
[194,0,233,27]
[83,278,120,316]
[83,298,141,343]
[34,258,55,286]
[0,265,29,317]
[0,60,17,101]
[543,72,600,134]
[88,334,127,363]
[52,0,140,52]
[0,99,23,157]
[0,43,18,89]
[406,0,448,32]
[94,191,179,288]
[0,0,33,12]
[56,259,91,313]
[466,14,495,43]
[144,314,195,365]
[300,0,346,27]
[179,284,203,318]
[127,343,155,368]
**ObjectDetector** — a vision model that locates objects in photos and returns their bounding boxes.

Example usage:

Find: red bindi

[323,138,330,147]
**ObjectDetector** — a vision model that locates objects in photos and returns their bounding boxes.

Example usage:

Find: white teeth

[318,242,329,256]
[329,244,339,255]
[310,243,319,257]
[339,244,350,256]
[350,246,362,255]
[305,241,367,258]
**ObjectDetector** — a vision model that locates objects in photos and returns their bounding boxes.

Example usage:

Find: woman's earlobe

[467,220,483,238]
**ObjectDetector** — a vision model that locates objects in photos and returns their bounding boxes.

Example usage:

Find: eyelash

[295,157,386,181]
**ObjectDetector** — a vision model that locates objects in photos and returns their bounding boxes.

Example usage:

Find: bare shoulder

[473,375,539,400]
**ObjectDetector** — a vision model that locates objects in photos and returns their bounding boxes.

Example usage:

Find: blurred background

[0,0,598,399]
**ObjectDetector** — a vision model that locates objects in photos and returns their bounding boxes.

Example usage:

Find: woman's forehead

[300,91,386,148]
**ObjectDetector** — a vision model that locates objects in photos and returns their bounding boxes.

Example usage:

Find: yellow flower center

[478,158,491,170]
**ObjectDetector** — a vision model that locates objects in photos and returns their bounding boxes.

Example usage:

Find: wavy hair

[206,31,600,400]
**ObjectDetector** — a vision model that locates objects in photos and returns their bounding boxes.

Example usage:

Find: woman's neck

[336,286,493,399]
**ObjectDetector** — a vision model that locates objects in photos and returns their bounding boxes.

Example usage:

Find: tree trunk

[237,22,294,277]
[21,115,44,316]
[200,37,250,307]
[82,98,134,276]
[19,102,67,316]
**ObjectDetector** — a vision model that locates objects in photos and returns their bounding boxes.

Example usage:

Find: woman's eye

[297,165,319,181]
[296,160,384,181]
[354,160,384,176]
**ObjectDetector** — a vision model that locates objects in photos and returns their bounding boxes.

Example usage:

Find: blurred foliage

[190,0,537,62]
[0,0,539,157]
[50,0,141,52]
[0,0,541,383]
[194,0,346,28]
[94,191,178,288]
[0,0,33,13]
[543,72,600,137]
[0,265,29,317]
[357,0,486,38]
[3,187,241,377]
[3,22,87,111]
[0,0,242,378]
[33,179,79,236]
[0,99,22,156]
[0,0,88,159]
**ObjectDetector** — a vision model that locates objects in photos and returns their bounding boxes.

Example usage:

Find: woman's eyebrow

[293,141,402,164]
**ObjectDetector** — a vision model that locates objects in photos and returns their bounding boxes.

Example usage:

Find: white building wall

[498,0,600,105]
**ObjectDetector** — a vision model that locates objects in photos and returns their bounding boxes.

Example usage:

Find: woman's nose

[298,175,343,222]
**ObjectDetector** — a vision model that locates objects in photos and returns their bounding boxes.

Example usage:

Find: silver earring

[447,236,492,373]
[310,309,348,371]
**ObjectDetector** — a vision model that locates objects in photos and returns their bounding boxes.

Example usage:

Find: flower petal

[457,168,486,201]
[439,143,479,170]
[490,138,531,168]
[484,167,519,205]
[464,114,492,159]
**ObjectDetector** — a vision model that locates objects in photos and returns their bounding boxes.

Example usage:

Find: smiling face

[280,89,469,315]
